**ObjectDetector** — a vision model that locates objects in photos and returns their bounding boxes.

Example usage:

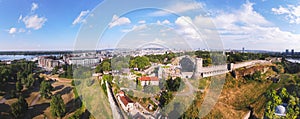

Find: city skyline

[1,0,300,51]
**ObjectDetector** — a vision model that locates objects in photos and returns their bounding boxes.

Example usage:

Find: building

[117,91,134,112]
[68,57,99,66]
[138,76,159,86]
[38,56,60,71]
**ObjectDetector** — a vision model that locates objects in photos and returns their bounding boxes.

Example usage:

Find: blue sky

[1,0,300,51]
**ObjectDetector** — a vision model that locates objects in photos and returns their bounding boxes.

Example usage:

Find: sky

[0,0,300,51]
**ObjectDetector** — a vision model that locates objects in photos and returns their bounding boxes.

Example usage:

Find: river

[0,55,37,61]
[286,58,300,63]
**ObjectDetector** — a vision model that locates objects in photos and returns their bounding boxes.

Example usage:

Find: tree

[50,94,66,118]
[11,96,28,118]
[102,62,111,72]
[18,96,28,112]
[11,101,22,118]
[166,77,184,92]
[52,66,59,75]
[159,91,173,108]
[95,59,111,73]
[130,56,150,70]
[40,81,53,99]
[22,73,35,88]
[279,88,289,102]
[16,81,22,93]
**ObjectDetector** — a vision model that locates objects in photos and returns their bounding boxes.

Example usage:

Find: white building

[139,76,159,86]
[68,57,99,66]
[117,91,134,112]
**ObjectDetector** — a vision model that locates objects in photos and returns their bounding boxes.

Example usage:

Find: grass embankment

[204,64,279,118]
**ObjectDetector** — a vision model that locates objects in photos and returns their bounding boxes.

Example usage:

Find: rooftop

[139,76,159,81]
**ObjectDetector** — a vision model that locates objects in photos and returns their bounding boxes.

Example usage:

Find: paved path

[176,78,198,96]
[106,81,124,119]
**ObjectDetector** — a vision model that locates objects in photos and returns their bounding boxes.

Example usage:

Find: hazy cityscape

[1,0,300,119]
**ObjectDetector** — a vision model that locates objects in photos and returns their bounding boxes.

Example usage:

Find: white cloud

[138,20,146,24]
[175,16,202,41]
[72,10,90,25]
[122,24,147,32]
[209,1,300,50]
[31,3,38,11]
[157,20,171,25]
[22,14,47,30]
[8,27,17,34]
[18,15,23,23]
[149,1,204,16]
[214,1,270,29]
[109,15,131,28]
[272,5,300,24]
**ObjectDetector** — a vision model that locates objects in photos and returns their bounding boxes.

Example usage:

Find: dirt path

[30,94,41,106]
[0,98,6,104]
[43,74,72,83]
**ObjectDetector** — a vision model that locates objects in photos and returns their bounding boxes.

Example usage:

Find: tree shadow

[53,85,64,91]
[0,103,11,118]
[65,97,82,114]
[56,87,72,96]
[25,103,50,118]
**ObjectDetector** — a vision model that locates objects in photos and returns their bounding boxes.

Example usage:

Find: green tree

[16,81,22,93]
[52,66,59,75]
[10,96,28,118]
[159,91,173,108]
[40,81,53,99]
[102,62,111,72]
[95,59,111,73]
[50,94,66,118]
[166,77,184,92]
[279,88,289,102]
[130,56,150,70]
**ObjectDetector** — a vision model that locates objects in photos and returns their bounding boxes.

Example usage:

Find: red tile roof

[120,95,133,106]
[139,76,159,81]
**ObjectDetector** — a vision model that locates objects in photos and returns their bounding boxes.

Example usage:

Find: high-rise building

[291,49,295,56]
[286,49,289,55]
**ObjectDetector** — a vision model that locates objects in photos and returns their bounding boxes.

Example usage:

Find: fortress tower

[192,58,203,79]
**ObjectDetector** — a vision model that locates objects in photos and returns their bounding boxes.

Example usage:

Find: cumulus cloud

[272,5,300,24]
[174,16,201,41]
[109,15,131,28]
[138,20,146,24]
[8,27,17,34]
[210,1,300,50]
[8,27,27,34]
[157,20,171,25]
[122,24,147,32]
[31,2,38,11]
[168,1,300,50]
[149,1,204,16]
[72,10,90,25]
[22,14,47,30]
